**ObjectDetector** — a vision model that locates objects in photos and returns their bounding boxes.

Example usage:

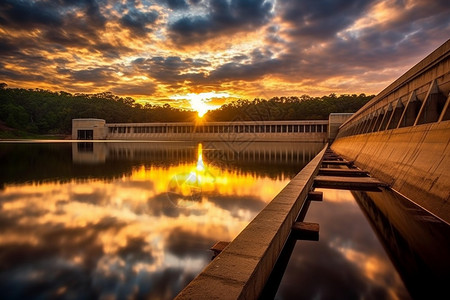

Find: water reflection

[274,189,411,300]
[0,141,323,299]
[353,189,450,299]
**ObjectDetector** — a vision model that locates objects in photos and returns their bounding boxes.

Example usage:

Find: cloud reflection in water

[0,142,295,299]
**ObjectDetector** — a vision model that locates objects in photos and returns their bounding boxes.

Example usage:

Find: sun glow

[169,92,231,117]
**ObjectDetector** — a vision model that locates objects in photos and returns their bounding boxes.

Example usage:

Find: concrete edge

[174,144,328,300]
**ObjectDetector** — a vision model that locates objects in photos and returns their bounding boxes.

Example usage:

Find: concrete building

[72,119,336,142]
[72,119,107,140]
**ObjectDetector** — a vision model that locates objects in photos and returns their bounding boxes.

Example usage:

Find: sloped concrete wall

[331,121,450,223]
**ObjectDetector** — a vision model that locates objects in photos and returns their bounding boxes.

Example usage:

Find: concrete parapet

[337,39,449,138]
[174,145,327,299]
[328,113,353,141]
[107,131,327,142]
[331,121,450,223]
[339,39,449,131]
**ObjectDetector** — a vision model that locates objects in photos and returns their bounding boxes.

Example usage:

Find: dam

[72,119,332,142]
[174,39,450,299]
[331,40,450,224]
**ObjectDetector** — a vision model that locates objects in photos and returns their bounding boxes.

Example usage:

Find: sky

[0,0,449,111]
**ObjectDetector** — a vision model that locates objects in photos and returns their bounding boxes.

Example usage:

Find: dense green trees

[0,86,197,136]
[204,94,373,121]
[0,84,374,137]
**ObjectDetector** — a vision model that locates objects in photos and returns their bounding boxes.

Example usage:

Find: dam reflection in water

[273,187,450,300]
[0,141,322,299]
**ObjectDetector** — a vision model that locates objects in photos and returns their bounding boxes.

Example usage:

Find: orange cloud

[0,0,448,108]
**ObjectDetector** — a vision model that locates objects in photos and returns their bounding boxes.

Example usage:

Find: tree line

[0,85,197,136]
[204,94,373,121]
[0,83,373,136]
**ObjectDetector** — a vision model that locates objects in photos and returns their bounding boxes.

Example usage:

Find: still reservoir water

[0,141,322,299]
[274,188,411,300]
[1,141,448,299]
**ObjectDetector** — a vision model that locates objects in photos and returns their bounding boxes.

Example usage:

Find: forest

[0,83,373,137]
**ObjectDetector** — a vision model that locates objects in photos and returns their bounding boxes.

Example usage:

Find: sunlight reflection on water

[0,141,322,299]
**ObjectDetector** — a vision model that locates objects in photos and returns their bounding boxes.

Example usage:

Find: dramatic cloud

[158,0,190,10]
[277,0,373,40]
[131,56,208,85]
[69,67,118,83]
[110,82,156,96]
[0,0,448,107]
[168,0,273,45]
[120,8,159,36]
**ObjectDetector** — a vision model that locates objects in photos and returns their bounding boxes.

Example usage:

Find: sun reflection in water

[0,142,293,299]
[167,143,219,207]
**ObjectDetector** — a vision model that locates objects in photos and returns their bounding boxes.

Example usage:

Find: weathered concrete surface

[331,121,450,223]
[174,145,327,300]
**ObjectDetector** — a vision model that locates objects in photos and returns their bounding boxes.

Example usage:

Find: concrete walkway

[174,145,327,300]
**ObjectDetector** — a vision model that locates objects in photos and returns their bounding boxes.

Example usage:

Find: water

[272,187,450,300]
[2,141,447,300]
[273,189,411,300]
[0,140,323,299]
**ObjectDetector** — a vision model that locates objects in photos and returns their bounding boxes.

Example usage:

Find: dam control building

[72,116,353,143]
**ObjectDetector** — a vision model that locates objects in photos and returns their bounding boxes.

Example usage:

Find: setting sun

[170,92,231,118]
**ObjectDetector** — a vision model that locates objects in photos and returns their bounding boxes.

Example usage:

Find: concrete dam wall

[332,39,450,224]
[174,39,450,300]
